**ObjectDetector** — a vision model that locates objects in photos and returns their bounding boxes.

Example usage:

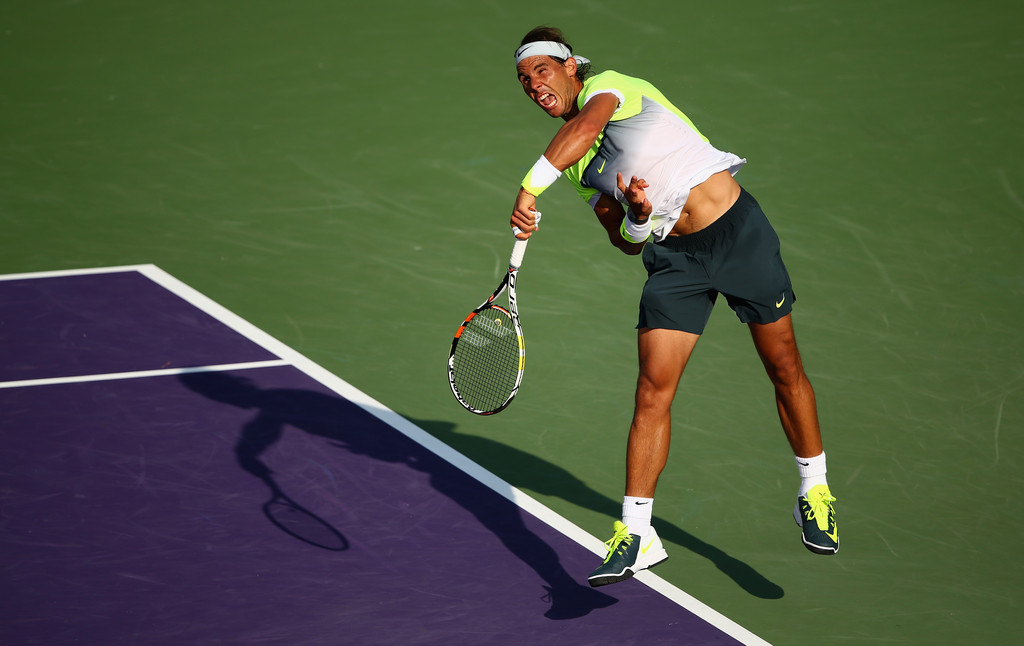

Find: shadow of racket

[262,489,349,552]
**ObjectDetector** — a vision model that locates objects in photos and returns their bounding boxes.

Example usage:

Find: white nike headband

[514,41,590,66]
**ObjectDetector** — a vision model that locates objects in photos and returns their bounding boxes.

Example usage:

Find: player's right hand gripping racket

[447,234,531,415]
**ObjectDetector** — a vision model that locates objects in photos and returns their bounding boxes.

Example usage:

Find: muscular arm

[511,92,621,238]
[543,92,619,170]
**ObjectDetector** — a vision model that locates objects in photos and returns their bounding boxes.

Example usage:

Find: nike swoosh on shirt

[596,159,607,174]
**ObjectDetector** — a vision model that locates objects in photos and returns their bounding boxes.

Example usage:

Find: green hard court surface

[2,1,1022,643]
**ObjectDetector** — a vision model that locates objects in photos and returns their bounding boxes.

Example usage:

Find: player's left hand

[617,173,652,221]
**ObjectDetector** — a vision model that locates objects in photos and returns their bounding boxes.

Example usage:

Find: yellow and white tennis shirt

[563,71,746,241]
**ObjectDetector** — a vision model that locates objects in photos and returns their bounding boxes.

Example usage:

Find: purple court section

[0,271,745,645]
[0,271,279,382]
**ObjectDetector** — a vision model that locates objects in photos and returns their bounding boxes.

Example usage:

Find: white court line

[0,360,291,390]
[2,264,772,646]
[0,264,156,282]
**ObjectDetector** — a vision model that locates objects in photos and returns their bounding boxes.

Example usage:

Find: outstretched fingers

[617,173,652,220]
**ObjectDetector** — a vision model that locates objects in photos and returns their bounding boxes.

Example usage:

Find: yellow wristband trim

[620,218,651,243]
[522,167,547,197]
[521,155,561,197]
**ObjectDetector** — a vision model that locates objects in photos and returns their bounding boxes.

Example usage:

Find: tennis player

[509,26,839,587]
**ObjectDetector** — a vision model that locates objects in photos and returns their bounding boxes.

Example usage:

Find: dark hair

[519,25,592,80]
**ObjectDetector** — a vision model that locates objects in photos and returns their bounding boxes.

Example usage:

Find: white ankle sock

[622,496,654,537]
[795,452,828,498]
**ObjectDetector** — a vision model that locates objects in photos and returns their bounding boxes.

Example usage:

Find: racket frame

[447,238,529,415]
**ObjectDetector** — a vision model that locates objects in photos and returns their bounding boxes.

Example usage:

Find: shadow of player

[409,417,785,601]
[179,371,616,620]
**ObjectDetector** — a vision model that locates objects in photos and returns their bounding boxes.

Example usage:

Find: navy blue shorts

[638,188,795,334]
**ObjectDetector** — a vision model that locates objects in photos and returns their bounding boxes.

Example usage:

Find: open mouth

[537,92,557,110]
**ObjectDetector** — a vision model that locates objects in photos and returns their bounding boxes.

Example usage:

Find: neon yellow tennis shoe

[587,521,668,587]
[794,484,839,555]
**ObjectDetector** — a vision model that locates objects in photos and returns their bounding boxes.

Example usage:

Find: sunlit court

[2,1,1021,644]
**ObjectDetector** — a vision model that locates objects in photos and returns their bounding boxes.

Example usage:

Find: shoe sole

[588,550,668,588]
[801,536,839,555]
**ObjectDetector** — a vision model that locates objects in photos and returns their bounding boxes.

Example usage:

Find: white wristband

[620,215,652,243]
[522,155,561,196]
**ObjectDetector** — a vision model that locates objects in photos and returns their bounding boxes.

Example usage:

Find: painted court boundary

[1,264,772,646]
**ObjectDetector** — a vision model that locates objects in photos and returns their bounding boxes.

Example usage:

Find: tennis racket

[447,233,531,415]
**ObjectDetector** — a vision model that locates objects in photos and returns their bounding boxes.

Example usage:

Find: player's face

[516,56,579,119]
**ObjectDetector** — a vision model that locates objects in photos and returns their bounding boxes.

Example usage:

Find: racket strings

[451,307,521,412]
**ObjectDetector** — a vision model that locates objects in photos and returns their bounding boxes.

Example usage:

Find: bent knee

[764,355,808,388]
[634,373,678,413]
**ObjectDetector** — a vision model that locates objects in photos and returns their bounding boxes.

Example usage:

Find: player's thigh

[636,327,699,396]
[748,314,806,383]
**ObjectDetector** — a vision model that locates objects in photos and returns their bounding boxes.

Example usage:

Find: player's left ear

[564,56,577,76]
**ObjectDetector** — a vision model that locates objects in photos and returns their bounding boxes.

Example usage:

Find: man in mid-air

[508,26,839,588]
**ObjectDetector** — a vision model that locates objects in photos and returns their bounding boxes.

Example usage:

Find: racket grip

[509,237,529,269]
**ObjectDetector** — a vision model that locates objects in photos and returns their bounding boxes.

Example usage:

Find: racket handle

[509,237,529,269]
[509,208,539,269]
